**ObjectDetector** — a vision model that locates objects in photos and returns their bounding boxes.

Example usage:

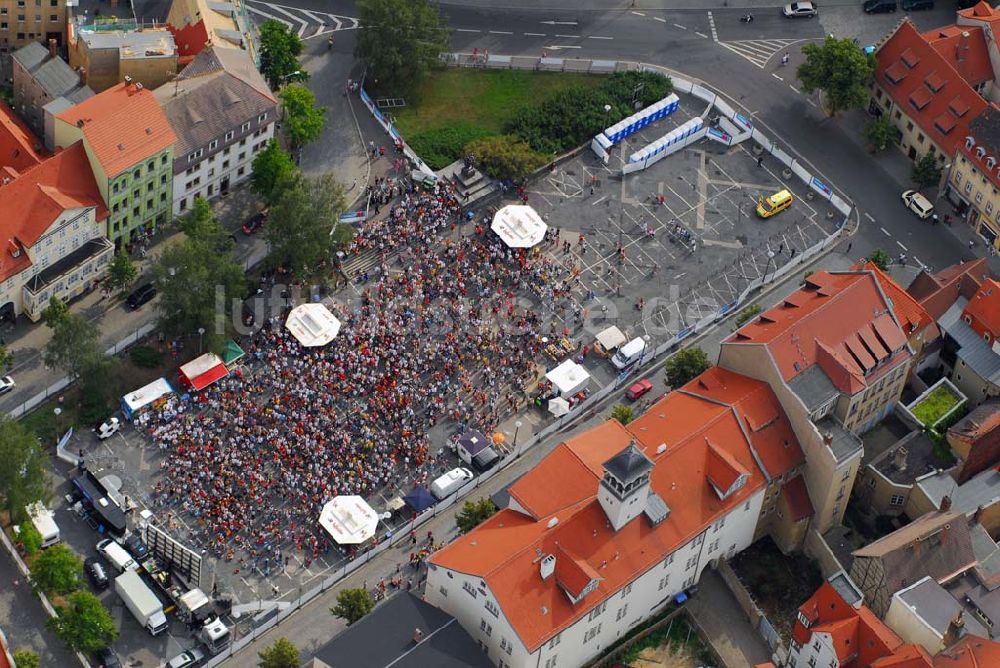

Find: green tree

[868,248,892,271]
[0,343,11,370]
[664,347,711,389]
[355,0,449,96]
[455,497,497,533]
[734,304,762,328]
[863,114,897,153]
[610,403,635,425]
[258,636,300,668]
[280,84,327,149]
[258,20,304,89]
[464,135,548,181]
[104,250,138,295]
[41,295,68,328]
[47,590,118,653]
[265,173,346,275]
[42,298,101,379]
[12,649,40,668]
[330,588,374,625]
[30,544,83,595]
[912,152,943,189]
[18,520,43,556]
[797,36,874,116]
[251,140,298,206]
[0,416,49,523]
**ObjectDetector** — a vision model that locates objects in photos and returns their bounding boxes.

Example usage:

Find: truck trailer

[115,569,168,636]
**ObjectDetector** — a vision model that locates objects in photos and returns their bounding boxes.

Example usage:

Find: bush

[331,223,356,251]
[407,122,495,169]
[464,135,548,181]
[129,345,163,369]
[506,71,673,155]
[734,304,762,328]
[18,521,43,556]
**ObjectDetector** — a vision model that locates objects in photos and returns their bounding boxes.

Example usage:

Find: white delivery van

[430,467,474,500]
[26,502,61,548]
[612,336,647,370]
[97,538,138,574]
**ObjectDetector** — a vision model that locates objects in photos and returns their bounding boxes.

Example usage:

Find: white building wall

[427,488,764,668]
[172,122,274,215]
[884,591,942,654]
[788,631,840,668]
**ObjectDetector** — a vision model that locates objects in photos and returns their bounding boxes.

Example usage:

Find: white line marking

[524,32,546,36]
[771,73,783,81]
[456,28,480,32]
[489,30,513,35]
[654,16,667,23]
[588,35,613,40]
[546,45,582,49]
[265,4,309,37]
[695,31,709,39]
[789,84,801,93]
[896,240,908,251]
[915,256,928,269]
[631,11,646,16]
[864,212,875,222]
[245,5,292,29]
[673,23,687,29]
[592,195,609,206]
[807,99,817,108]
[555,34,580,38]
[880,226,891,236]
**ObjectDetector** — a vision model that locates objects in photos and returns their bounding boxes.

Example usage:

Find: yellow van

[756,189,793,218]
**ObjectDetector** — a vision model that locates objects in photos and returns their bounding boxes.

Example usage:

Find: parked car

[126,283,156,310]
[901,0,933,9]
[626,378,654,402]
[95,417,120,440]
[123,533,149,561]
[166,648,206,668]
[756,189,793,218]
[84,557,110,590]
[862,0,896,13]
[0,375,14,395]
[783,1,818,17]
[242,212,266,235]
[93,648,122,668]
[901,189,935,219]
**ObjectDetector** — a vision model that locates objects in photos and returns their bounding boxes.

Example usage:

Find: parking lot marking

[489,30,513,34]
[880,226,891,236]
[631,10,646,16]
[771,73,783,81]
[864,212,875,222]
[524,32,546,36]
[588,35,614,40]
[789,84,801,94]
[654,16,667,23]
[673,23,687,29]
[455,28,480,32]
[695,31,709,39]
[592,195,609,206]
[896,240,908,251]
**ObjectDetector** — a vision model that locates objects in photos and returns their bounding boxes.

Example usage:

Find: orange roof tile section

[431,368,805,652]
[56,82,176,177]
[0,100,47,175]
[727,271,911,394]
[793,582,932,668]
[859,262,935,338]
[875,20,988,159]
[934,634,1000,668]
[0,142,109,282]
[922,26,993,88]
[962,279,1000,340]
[781,475,814,522]
[910,259,991,321]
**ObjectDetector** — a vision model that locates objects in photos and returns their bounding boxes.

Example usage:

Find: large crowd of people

[144,179,586,568]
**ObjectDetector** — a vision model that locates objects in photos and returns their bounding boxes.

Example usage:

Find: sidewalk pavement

[687,569,773,668]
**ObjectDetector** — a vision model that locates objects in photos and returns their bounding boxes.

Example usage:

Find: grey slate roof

[870,430,946,485]
[12,42,95,102]
[895,576,990,638]
[815,415,863,463]
[603,442,653,482]
[918,465,1000,518]
[788,365,839,413]
[969,105,1000,157]
[940,298,1000,385]
[311,592,492,668]
[153,46,276,158]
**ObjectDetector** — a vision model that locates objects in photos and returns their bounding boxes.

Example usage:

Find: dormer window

[988,157,996,170]
[976,147,986,159]
[967,136,976,150]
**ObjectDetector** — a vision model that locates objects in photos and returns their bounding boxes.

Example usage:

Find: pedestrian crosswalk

[245,0,359,39]
[719,39,800,68]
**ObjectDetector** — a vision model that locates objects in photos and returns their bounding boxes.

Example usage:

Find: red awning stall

[177,353,229,392]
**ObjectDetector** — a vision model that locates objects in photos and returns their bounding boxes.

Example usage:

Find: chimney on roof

[893,446,908,472]
[540,554,556,580]
[942,611,966,649]
[75,119,84,129]
[412,628,424,644]
[957,31,970,64]
[941,495,953,512]
[822,432,833,447]
[48,38,57,59]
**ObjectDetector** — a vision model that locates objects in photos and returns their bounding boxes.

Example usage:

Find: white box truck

[115,569,168,636]
[25,502,60,548]
[430,467,474,500]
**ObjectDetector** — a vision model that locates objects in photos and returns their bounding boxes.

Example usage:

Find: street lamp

[763,249,776,283]
[197,327,205,354]
[513,420,523,458]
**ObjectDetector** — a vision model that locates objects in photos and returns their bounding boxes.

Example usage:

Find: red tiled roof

[923,25,994,88]
[858,263,935,339]
[0,100,47,175]
[793,582,932,667]
[0,142,109,283]
[875,20,987,159]
[725,271,912,394]
[962,279,1000,340]
[56,81,176,177]
[909,259,992,320]
[781,475,813,522]
[934,634,1000,668]
[431,369,804,652]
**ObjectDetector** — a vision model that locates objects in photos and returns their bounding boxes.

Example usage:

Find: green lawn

[911,385,962,428]
[392,69,604,137]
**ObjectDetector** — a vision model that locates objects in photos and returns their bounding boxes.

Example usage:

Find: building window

[662,554,674,569]
[620,583,632,599]
[616,604,629,622]
[917,133,924,144]
[161,154,168,165]
[583,624,601,643]
[241,121,251,132]
[187,149,204,162]
[479,619,492,637]
[485,599,499,618]
[209,139,218,151]
[545,657,558,668]
[658,575,670,591]
[587,602,607,622]
[463,582,477,599]
[225,130,235,142]
[547,634,561,650]
[439,586,448,597]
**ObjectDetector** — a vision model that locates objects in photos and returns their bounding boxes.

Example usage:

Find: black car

[900,0,932,9]
[126,283,156,310]
[863,0,896,12]
[123,533,149,561]
[85,557,109,589]
[94,647,122,668]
